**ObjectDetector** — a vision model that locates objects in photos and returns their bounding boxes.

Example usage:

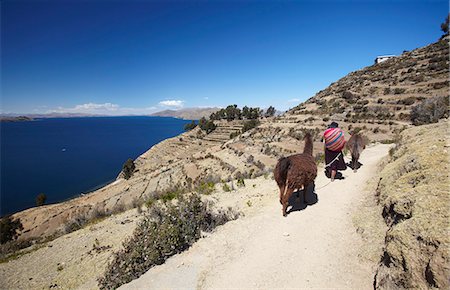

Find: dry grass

[374,121,449,289]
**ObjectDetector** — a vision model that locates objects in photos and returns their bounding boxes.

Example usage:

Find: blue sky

[1,0,448,115]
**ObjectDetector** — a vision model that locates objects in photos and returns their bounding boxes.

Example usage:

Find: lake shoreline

[1,116,191,216]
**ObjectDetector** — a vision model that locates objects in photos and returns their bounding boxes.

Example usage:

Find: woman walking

[323,122,347,181]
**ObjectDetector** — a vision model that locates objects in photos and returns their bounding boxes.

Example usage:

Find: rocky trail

[121,144,391,289]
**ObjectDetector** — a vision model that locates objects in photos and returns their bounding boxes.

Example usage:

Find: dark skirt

[325,148,347,171]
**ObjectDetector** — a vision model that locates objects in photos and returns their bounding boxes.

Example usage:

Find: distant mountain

[1,113,104,119]
[0,116,34,122]
[151,107,220,120]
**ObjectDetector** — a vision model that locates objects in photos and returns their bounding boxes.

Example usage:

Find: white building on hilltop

[374,55,396,64]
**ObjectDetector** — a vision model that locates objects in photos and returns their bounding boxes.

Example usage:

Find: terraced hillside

[280,36,449,141]
[202,121,244,143]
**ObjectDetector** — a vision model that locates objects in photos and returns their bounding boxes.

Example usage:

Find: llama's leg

[280,179,290,216]
[279,184,285,204]
[282,188,294,217]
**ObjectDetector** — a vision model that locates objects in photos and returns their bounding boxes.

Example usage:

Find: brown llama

[346,133,366,172]
[273,133,317,217]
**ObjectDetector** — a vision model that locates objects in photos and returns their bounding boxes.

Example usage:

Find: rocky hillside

[374,121,449,289]
[280,36,449,141]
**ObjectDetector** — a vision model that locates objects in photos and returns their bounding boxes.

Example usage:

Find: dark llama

[346,133,366,172]
[273,132,317,217]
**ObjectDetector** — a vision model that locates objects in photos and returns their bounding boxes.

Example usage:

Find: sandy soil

[121,144,391,289]
[0,210,142,290]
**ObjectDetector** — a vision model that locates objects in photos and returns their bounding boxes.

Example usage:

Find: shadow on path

[287,183,318,214]
[347,161,364,171]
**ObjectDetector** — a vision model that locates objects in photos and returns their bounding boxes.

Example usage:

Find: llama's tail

[275,157,291,185]
[303,132,314,156]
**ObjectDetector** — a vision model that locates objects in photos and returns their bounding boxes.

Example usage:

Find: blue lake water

[0,116,191,215]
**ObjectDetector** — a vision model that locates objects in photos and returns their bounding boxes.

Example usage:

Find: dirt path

[121,144,391,289]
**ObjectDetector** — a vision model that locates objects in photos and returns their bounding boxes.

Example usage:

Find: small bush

[0,216,23,244]
[222,182,231,192]
[64,214,88,234]
[199,117,216,134]
[98,194,238,289]
[183,121,197,131]
[145,197,157,208]
[230,132,240,139]
[236,178,245,187]
[393,88,406,95]
[410,96,449,125]
[242,119,260,133]
[397,97,416,106]
[161,191,178,201]
[0,239,33,262]
[122,159,135,180]
[196,182,215,195]
[35,193,47,206]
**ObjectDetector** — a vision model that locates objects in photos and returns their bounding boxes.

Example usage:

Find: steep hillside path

[121,144,391,290]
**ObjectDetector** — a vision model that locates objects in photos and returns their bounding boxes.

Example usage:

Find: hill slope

[279,36,449,141]
[150,107,219,120]
[374,121,449,289]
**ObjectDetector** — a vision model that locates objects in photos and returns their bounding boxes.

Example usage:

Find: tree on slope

[441,13,449,35]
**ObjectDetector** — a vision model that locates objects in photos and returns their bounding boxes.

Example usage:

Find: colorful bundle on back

[324,128,345,151]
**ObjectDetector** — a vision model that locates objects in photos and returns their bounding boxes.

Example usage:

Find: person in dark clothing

[323,122,347,181]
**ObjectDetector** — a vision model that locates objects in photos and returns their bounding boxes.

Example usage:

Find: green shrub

[122,159,135,180]
[0,216,23,244]
[183,121,197,131]
[196,182,215,195]
[242,119,260,133]
[222,182,231,192]
[98,194,238,289]
[198,117,216,134]
[35,193,47,206]
[159,190,182,202]
[237,178,245,187]
[145,197,157,208]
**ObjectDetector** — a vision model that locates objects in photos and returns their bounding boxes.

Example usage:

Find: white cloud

[47,103,158,116]
[158,100,184,108]
[288,98,301,103]
[73,102,119,111]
